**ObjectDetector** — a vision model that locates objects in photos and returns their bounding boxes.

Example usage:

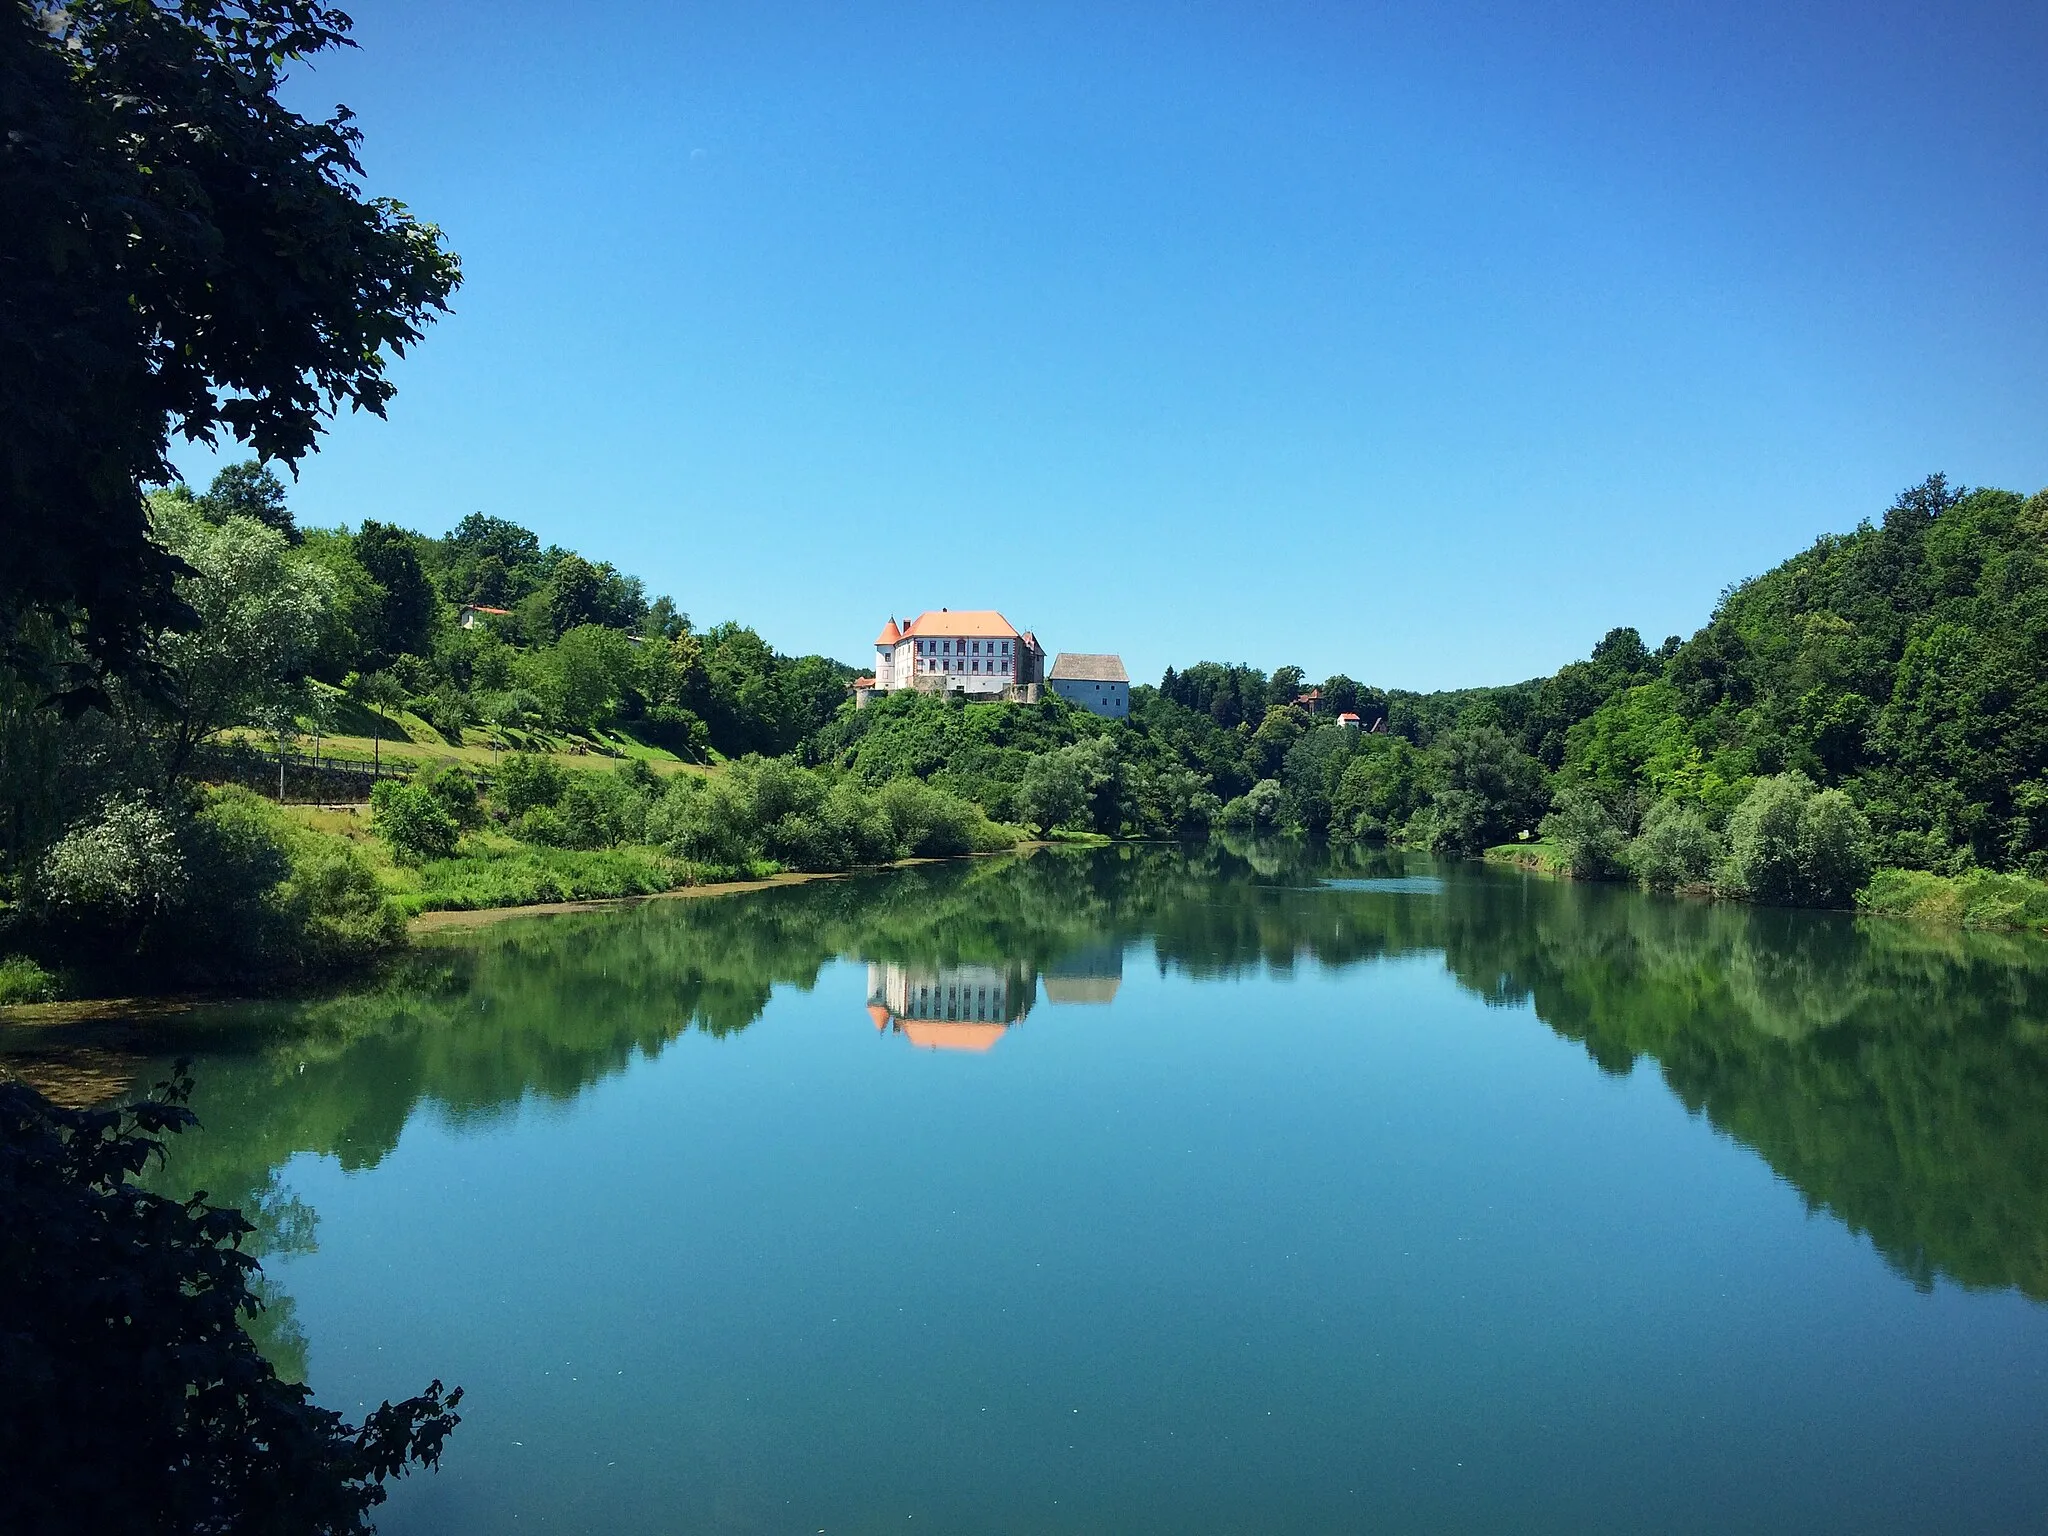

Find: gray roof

[1049,652,1128,683]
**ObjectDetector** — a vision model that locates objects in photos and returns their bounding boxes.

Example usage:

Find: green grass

[1857,867,2048,932]
[0,954,60,1004]
[1484,840,1571,875]
[396,836,689,914]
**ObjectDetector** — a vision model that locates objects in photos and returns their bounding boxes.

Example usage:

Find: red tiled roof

[899,609,1020,641]
[463,604,513,616]
[901,1020,1008,1053]
[876,617,901,645]
[851,676,877,690]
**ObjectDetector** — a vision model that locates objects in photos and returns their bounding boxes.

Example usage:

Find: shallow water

[29,842,2048,1533]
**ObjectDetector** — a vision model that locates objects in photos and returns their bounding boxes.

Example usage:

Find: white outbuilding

[1049,653,1130,719]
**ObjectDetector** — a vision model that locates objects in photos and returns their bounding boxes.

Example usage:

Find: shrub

[492,752,567,817]
[0,956,58,1004]
[556,771,652,849]
[1216,778,1288,833]
[1797,788,1874,906]
[36,795,188,940]
[1538,785,1629,879]
[1725,773,1812,903]
[285,847,407,967]
[371,782,461,864]
[1725,774,1874,907]
[417,765,484,829]
[874,777,979,857]
[515,804,573,847]
[426,690,469,746]
[1629,800,1726,890]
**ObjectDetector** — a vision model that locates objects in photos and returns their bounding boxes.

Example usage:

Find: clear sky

[169,0,2048,690]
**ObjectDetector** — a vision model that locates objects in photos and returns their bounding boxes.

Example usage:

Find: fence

[189,739,415,805]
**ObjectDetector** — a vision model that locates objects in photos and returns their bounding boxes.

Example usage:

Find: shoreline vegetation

[11,473,2048,1004]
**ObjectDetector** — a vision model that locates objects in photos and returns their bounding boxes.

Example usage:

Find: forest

[8,469,2048,1006]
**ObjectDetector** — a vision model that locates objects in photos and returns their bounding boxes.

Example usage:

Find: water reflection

[4,840,2047,1302]
[866,959,1036,1051]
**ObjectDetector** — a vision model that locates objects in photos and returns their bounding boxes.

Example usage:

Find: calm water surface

[11,843,2048,1533]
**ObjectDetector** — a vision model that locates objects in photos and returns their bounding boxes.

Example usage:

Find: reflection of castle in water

[1041,941,1123,1006]
[864,944,1125,1052]
[866,960,1037,1052]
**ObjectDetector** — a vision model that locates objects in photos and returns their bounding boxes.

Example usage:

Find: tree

[1016,746,1090,836]
[1538,784,1629,880]
[1627,799,1725,890]
[352,523,436,665]
[149,501,335,782]
[1725,773,1875,907]
[201,460,295,541]
[1424,725,1549,856]
[370,781,460,863]
[347,669,403,778]
[0,1067,459,1533]
[1,0,459,691]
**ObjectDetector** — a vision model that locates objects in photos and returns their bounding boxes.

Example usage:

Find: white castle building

[866,609,1046,700]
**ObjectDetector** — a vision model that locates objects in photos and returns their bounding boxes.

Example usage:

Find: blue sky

[170,1,2048,689]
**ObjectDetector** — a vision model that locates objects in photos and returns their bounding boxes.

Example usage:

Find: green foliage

[0,1068,459,1533]
[1627,800,1726,891]
[1015,741,1103,836]
[0,955,59,1004]
[148,502,337,779]
[1724,774,1873,908]
[1217,779,1288,833]
[1,0,459,691]
[416,765,483,830]
[1421,725,1549,857]
[1538,785,1630,880]
[1857,867,2048,932]
[25,787,404,987]
[199,461,296,542]
[493,753,568,817]
[351,522,437,668]
[650,757,1017,872]
[401,837,683,912]
[370,782,461,865]
[35,794,188,944]
[1330,735,1428,840]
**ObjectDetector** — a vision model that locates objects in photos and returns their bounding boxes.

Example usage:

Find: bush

[417,765,484,829]
[285,847,407,967]
[492,752,567,817]
[426,690,469,745]
[515,804,572,847]
[1629,800,1726,890]
[645,759,1012,871]
[1725,774,1874,907]
[1538,785,1629,879]
[1798,788,1874,906]
[371,782,461,864]
[1858,867,2048,931]
[36,795,188,942]
[0,1069,459,1533]
[1216,778,1288,834]
[0,955,58,1004]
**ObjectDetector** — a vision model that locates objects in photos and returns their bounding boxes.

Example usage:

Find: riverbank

[1483,840,2048,934]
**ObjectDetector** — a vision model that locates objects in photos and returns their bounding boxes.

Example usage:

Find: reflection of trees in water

[122,841,2048,1310]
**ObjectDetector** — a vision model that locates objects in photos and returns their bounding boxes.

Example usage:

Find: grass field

[1483,840,1571,876]
[220,713,711,785]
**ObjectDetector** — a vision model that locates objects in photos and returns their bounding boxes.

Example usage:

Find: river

[8,841,2048,1533]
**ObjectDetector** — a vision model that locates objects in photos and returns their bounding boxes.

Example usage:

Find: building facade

[865,959,1037,1052]
[1048,653,1130,718]
[870,610,1045,699]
